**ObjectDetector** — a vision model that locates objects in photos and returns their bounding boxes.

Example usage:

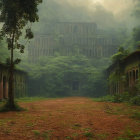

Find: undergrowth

[92,93,140,106]
[15,97,49,103]
[0,101,25,112]
[92,95,114,102]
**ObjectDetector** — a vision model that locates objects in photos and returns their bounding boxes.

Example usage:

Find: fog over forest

[33,0,139,33]
[1,0,140,138]
[17,0,140,98]
[1,0,140,98]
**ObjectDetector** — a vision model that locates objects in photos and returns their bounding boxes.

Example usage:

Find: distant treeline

[23,55,109,97]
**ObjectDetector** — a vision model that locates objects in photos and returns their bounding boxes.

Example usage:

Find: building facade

[0,63,27,100]
[28,22,119,63]
[107,51,140,95]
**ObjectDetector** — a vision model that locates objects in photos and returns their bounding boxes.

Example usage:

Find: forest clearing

[0,97,140,140]
[0,1,140,140]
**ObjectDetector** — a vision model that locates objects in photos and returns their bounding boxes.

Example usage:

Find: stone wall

[0,65,27,100]
[108,51,140,95]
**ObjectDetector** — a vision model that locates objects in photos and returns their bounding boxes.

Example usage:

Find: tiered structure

[28,22,119,63]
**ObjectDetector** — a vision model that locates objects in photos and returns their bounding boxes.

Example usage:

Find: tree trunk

[8,33,15,108]
[8,58,14,107]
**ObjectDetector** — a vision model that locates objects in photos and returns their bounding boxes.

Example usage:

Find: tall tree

[0,0,42,110]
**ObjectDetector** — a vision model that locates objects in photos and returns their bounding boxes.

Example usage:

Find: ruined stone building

[107,50,140,95]
[28,22,119,63]
[0,63,27,100]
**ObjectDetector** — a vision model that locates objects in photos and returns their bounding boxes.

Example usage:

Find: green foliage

[83,128,93,138]
[130,96,140,106]
[112,92,131,103]
[84,132,93,138]
[111,47,129,63]
[92,95,114,102]
[93,92,140,107]
[93,92,131,103]
[0,0,42,53]
[65,136,72,139]
[22,55,108,97]
[112,94,123,103]
[0,41,10,63]
[132,27,140,49]
[0,0,42,109]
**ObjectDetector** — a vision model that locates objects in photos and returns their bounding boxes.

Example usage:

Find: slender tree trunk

[8,33,15,108]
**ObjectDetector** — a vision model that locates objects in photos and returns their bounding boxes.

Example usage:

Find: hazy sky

[91,0,134,15]
[33,0,138,33]
[54,0,135,17]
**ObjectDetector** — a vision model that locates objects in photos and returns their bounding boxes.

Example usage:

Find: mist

[32,0,139,33]
[1,1,140,139]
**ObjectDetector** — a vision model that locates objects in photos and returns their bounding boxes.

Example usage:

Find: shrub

[130,96,140,106]
[92,95,114,102]
[112,92,131,103]
[112,94,122,103]
[121,92,131,101]
[93,93,140,106]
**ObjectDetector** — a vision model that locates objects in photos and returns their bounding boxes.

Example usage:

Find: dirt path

[0,97,140,140]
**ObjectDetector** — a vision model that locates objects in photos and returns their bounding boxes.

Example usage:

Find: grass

[0,97,140,140]
[0,97,50,112]
[131,112,140,120]
[0,101,25,112]
[83,128,94,138]
[15,97,50,103]
[96,133,108,140]
[0,119,10,126]
[65,136,72,139]
[92,95,114,102]
[92,94,140,106]
[116,129,140,140]
[92,96,140,119]
[41,131,50,140]
[32,130,41,136]
[32,130,51,139]
[84,131,93,138]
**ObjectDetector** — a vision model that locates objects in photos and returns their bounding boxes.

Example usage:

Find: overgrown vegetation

[93,94,140,106]
[20,55,109,97]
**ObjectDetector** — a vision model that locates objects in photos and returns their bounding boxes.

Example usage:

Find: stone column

[0,79,3,100]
